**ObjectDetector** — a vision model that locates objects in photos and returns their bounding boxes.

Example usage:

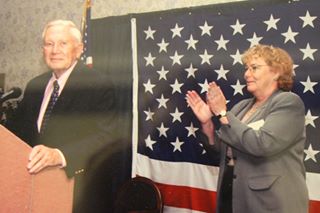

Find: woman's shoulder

[273,90,303,104]
[270,90,305,110]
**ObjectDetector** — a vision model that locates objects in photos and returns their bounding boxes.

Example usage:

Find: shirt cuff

[55,149,67,168]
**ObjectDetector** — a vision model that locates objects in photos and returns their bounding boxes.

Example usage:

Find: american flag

[131,0,320,212]
[80,0,93,67]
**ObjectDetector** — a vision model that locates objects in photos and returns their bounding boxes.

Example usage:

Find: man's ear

[76,43,84,58]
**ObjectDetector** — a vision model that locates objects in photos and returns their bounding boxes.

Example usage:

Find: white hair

[42,19,82,43]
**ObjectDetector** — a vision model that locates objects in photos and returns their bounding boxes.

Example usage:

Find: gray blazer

[215,90,309,213]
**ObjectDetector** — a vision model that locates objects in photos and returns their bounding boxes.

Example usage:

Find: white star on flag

[157,66,169,80]
[185,34,199,50]
[230,49,243,65]
[300,43,317,60]
[144,108,155,121]
[247,33,263,47]
[199,49,213,65]
[170,107,184,123]
[156,94,169,109]
[170,51,184,65]
[199,21,213,36]
[300,76,318,93]
[199,79,210,94]
[185,122,199,137]
[305,109,319,128]
[157,122,169,137]
[144,52,156,66]
[264,14,280,31]
[299,10,317,28]
[281,26,298,44]
[304,144,319,162]
[215,65,229,80]
[144,26,156,40]
[143,79,155,94]
[171,23,184,38]
[185,63,198,78]
[230,19,245,35]
[170,137,184,152]
[231,80,246,95]
[145,135,157,150]
[215,35,229,51]
[157,38,169,53]
[170,79,183,94]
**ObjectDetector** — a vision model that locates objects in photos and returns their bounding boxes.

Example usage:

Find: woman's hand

[186,90,212,124]
[207,82,227,116]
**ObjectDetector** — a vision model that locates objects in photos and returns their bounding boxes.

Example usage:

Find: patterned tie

[40,80,59,134]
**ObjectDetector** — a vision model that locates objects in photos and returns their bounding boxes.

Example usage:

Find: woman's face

[244,56,279,97]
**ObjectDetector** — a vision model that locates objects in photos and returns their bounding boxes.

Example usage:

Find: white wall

[0,0,245,90]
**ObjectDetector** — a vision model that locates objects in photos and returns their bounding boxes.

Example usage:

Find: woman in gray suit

[186,44,309,213]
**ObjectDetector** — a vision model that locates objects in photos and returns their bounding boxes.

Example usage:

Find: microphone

[0,87,22,103]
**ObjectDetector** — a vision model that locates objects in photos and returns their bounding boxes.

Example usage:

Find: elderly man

[6,19,115,212]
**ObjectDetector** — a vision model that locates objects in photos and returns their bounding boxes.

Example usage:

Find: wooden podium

[0,125,74,213]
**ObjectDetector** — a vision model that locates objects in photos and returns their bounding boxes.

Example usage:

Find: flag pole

[80,0,93,67]
[81,0,91,37]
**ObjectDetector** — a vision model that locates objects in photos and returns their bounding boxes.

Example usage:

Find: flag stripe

[135,154,219,190]
[309,200,320,213]
[306,172,320,200]
[163,206,207,213]
[156,182,217,212]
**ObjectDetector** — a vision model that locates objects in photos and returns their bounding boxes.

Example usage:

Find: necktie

[40,80,59,134]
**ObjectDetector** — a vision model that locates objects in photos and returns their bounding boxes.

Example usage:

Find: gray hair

[42,19,82,43]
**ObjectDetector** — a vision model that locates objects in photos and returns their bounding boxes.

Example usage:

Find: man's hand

[27,145,63,174]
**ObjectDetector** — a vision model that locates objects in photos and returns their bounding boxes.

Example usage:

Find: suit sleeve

[58,72,117,177]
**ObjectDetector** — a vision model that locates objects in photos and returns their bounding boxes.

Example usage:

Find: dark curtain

[91,14,133,145]
[76,15,133,213]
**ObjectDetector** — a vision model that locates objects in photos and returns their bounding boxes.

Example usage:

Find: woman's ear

[273,73,280,81]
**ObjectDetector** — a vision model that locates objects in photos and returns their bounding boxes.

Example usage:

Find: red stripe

[309,200,320,213]
[154,182,320,213]
[155,182,217,212]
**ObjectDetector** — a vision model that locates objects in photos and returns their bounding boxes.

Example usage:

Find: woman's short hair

[242,44,294,91]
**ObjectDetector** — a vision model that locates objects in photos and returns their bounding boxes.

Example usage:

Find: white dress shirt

[36,61,77,167]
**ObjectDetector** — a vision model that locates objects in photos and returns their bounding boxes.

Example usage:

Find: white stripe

[135,154,219,190]
[163,206,206,213]
[131,17,139,177]
[135,154,320,200]
[307,172,320,201]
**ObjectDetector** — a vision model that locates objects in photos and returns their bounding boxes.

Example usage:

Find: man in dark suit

[6,19,116,211]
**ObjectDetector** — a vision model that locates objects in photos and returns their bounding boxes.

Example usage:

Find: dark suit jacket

[7,62,115,178]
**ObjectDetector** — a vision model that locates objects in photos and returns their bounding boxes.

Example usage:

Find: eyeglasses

[43,41,69,50]
[244,64,269,73]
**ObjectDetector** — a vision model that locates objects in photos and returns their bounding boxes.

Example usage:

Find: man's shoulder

[73,63,106,78]
[70,64,113,91]
[26,72,51,89]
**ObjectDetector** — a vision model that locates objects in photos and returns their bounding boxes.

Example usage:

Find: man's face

[42,25,83,76]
